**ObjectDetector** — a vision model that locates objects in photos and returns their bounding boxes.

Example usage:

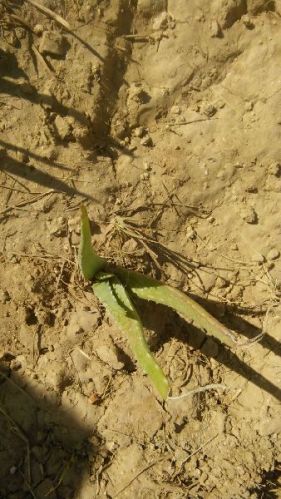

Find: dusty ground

[0,0,281,497]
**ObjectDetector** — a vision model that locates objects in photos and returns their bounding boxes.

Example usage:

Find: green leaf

[116,269,237,348]
[93,272,170,399]
[79,205,106,280]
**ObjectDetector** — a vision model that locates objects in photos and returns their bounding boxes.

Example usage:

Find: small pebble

[268,162,281,177]
[170,105,181,115]
[39,31,69,58]
[210,19,222,38]
[134,126,145,137]
[186,227,196,240]
[216,276,228,288]
[140,136,153,147]
[10,358,22,371]
[203,104,217,117]
[243,15,255,29]
[152,12,169,31]
[245,184,258,193]
[0,289,10,304]
[244,101,254,112]
[140,172,150,180]
[0,146,7,158]
[17,150,29,163]
[252,253,264,264]
[241,206,258,224]
[54,115,71,140]
[267,248,280,261]
[33,24,44,36]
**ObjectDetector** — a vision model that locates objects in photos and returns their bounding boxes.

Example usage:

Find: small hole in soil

[25,307,38,325]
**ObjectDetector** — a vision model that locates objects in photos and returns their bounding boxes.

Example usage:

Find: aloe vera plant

[79,205,238,400]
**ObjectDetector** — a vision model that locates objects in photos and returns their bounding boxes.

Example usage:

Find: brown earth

[0,1,281,498]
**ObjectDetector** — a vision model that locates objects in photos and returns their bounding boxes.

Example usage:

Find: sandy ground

[0,1,281,497]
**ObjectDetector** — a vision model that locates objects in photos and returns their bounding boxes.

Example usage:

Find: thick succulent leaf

[79,205,106,280]
[93,272,170,399]
[116,269,237,348]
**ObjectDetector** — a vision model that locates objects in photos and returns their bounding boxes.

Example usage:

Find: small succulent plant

[79,205,239,399]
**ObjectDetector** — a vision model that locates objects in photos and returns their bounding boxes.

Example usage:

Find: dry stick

[168,383,228,400]
[46,457,73,496]
[0,190,58,218]
[113,454,172,498]
[2,172,31,192]
[25,0,70,29]
[166,118,216,126]
[0,184,31,194]
[181,434,219,467]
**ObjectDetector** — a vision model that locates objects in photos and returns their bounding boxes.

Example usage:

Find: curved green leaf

[93,272,170,399]
[79,205,106,280]
[116,269,237,348]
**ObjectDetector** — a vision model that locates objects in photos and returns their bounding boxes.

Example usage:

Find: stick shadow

[1,151,97,200]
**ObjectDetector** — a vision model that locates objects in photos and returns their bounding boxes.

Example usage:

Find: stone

[39,31,69,58]
[241,206,258,224]
[215,276,228,288]
[140,135,153,147]
[95,345,124,370]
[152,12,169,31]
[0,289,10,303]
[268,162,281,177]
[199,271,217,292]
[49,216,67,237]
[170,105,181,115]
[33,24,44,36]
[251,253,265,264]
[134,126,145,137]
[203,104,217,117]
[0,146,7,158]
[210,19,222,37]
[16,149,29,163]
[244,101,254,112]
[242,15,255,29]
[54,115,71,140]
[267,248,280,261]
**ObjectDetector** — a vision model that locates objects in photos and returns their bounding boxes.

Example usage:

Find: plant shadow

[135,294,281,403]
[0,361,105,498]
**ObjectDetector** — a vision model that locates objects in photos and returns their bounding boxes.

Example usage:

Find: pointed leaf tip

[79,205,106,280]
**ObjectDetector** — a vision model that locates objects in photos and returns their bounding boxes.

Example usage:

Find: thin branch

[168,383,228,400]
[25,0,70,29]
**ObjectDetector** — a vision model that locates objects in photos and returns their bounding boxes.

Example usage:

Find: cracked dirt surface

[0,1,281,497]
